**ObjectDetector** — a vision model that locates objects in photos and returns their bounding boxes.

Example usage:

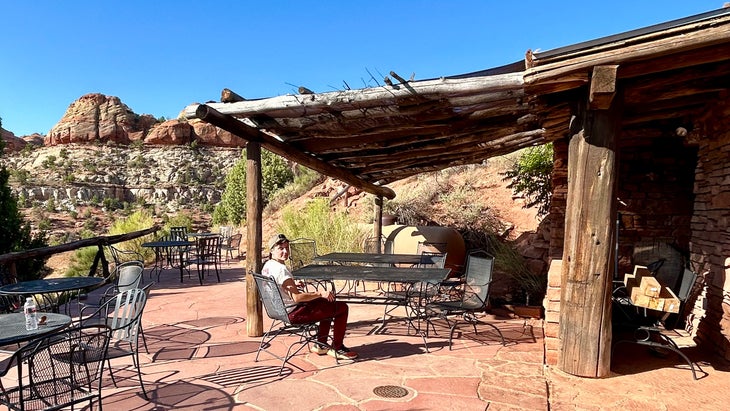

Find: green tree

[502,143,553,217]
[213,149,294,225]
[0,117,48,282]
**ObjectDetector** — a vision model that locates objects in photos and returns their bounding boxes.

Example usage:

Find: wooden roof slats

[184,72,524,120]
[525,15,730,90]
[184,8,728,191]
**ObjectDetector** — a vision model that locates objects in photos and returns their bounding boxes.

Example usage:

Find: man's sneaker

[327,345,358,360]
[310,343,328,355]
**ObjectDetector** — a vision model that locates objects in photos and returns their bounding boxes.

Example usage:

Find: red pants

[288,298,349,349]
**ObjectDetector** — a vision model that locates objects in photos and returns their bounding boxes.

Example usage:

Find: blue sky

[0,1,724,136]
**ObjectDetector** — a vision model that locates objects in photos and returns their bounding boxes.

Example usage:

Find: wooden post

[373,196,383,253]
[246,142,264,337]
[558,66,621,378]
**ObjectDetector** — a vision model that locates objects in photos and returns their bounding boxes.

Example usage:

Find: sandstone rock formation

[42,93,246,148]
[1,127,27,152]
[47,93,157,145]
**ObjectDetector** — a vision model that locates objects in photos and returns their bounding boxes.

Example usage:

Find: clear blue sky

[0,0,724,136]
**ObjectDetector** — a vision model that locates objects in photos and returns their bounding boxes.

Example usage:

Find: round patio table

[142,240,194,284]
[0,277,105,314]
[0,312,72,346]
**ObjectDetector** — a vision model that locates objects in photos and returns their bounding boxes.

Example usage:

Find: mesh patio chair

[108,244,144,267]
[0,324,112,411]
[169,226,188,241]
[80,260,144,313]
[78,287,150,398]
[219,225,233,242]
[187,235,222,284]
[252,272,337,375]
[222,233,242,263]
[425,250,505,349]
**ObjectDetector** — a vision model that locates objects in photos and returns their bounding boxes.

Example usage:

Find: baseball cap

[268,233,289,250]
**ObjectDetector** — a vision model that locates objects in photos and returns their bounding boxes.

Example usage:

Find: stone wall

[543,132,717,366]
[689,126,730,360]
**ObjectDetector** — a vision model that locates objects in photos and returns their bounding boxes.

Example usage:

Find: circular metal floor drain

[373,385,409,398]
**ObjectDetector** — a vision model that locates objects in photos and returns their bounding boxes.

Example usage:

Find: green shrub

[266,166,323,213]
[10,168,30,184]
[102,197,123,211]
[277,198,367,255]
[41,155,57,169]
[214,149,294,225]
[64,246,103,277]
[502,143,553,217]
[486,234,546,305]
[107,209,156,263]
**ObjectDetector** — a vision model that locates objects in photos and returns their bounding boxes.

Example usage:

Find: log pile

[624,266,680,313]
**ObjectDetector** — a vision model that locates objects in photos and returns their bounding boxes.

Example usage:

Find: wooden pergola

[184,7,730,378]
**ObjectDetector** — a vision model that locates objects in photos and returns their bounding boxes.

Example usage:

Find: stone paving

[3,260,729,410]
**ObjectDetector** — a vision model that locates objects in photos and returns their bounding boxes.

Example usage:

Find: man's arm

[281,278,334,302]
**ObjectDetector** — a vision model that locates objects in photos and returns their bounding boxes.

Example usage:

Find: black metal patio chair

[78,287,150,398]
[425,250,505,349]
[0,324,112,411]
[252,272,337,375]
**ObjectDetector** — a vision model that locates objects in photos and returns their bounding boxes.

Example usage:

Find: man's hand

[321,290,335,302]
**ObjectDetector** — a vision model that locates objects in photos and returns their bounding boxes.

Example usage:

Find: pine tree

[0,117,48,282]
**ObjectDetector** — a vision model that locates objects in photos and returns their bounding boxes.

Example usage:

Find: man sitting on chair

[262,233,358,360]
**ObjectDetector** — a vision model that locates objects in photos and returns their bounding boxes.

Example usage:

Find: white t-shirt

[262,259,297,311]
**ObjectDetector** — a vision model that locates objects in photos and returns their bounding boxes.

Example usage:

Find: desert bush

[41,155,57,169]
[277,197,366,255]
[10,168,30,184]
[107,209,156,263]
[502,143,553,217]
[102,197,123,211]
[483,233,546,305]
[64,246,103,277]
[265,166,323,213]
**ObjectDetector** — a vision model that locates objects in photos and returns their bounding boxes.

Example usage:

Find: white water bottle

[24,297,38,331]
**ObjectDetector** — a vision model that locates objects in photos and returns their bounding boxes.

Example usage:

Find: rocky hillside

[1,93,249,242]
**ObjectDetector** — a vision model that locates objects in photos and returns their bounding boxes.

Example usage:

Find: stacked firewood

[623,266,680,313]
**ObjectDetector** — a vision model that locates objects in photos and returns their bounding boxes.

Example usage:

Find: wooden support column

[246,142,264,337]
[558,65,621,378]
[373,196,383,253]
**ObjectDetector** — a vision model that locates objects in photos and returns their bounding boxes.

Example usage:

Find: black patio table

[293,264,450,284]
[0,312,72,346]
[293,264,450,351]
[142,240,194,284]
[0,277,105,314]
[314,252,436,266]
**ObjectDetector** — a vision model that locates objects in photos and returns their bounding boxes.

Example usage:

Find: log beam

[559,71,622,378]
[194,104,396,199]
[246,142,264,337]
[589,65,618,109]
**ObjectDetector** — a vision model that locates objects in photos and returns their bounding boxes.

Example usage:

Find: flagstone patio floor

[4,259,730,410]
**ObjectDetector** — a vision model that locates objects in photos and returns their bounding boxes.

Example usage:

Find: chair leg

[133,349,149,399]
[140,326,149,354]
[107,358,120,387]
